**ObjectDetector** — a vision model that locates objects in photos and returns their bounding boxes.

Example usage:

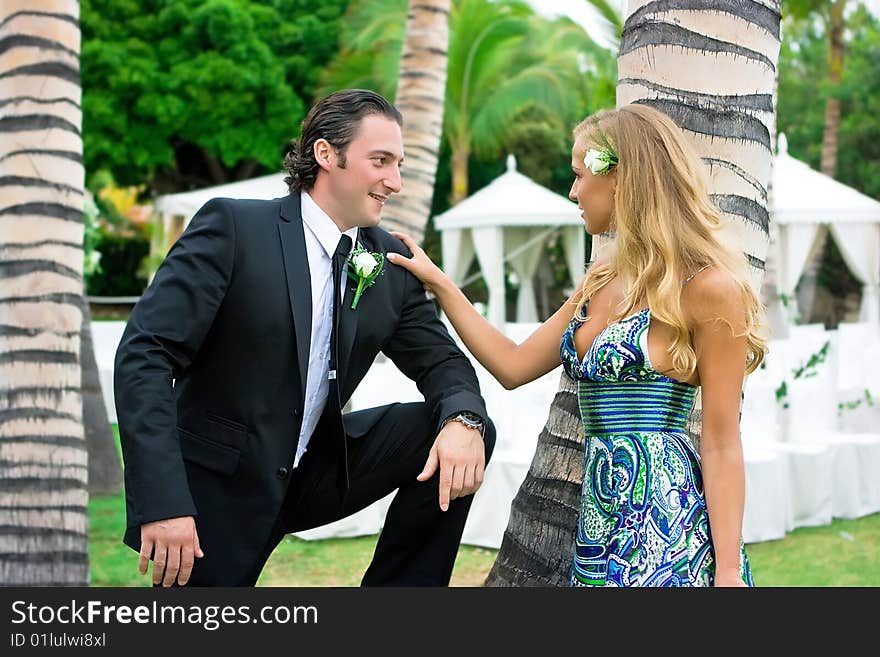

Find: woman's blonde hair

[573,104,767,377]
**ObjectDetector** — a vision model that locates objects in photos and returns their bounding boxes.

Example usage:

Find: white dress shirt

[294,192,358,468]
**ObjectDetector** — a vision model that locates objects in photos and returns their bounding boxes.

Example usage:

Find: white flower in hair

[583,148,617,175]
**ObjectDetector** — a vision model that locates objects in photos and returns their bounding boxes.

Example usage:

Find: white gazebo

[153,172,289,248]
[433,155,585,326]
[771,134,880,326]
[154,171,288,218]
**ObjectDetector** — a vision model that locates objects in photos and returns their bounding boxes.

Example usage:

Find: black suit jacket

[114,193,487,572]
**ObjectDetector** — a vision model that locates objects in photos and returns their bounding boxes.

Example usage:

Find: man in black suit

[115,89,494,587]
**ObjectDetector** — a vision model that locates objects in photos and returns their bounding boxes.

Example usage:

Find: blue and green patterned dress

[560,306,754,587]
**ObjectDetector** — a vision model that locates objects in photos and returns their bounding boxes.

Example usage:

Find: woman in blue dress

[387,104,767,587]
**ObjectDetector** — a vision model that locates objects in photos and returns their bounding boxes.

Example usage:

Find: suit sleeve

[382,269,488,434]
[114,198,235,527]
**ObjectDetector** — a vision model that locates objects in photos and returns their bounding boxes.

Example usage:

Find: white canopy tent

[154,171,289,217]
[153,172,289,243]
[771,134,880,326]
[432,155,585,326]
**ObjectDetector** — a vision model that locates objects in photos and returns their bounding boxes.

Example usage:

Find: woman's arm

[388,232,581,389]
[687,268,750,587]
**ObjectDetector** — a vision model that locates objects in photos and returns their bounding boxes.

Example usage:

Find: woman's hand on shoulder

[387,231,448,292]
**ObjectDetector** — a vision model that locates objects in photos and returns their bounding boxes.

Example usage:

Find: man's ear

[314,139,334,171]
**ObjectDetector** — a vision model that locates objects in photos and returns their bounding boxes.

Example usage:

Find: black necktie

[329,234,352,494]
[329,234,352,401]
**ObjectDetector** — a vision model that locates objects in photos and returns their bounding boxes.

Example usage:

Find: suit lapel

[277,194,311,408]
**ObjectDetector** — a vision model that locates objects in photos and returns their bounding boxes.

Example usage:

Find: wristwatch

[442,411,485,436]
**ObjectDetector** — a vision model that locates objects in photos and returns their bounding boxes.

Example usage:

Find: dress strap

[682,264,711,286]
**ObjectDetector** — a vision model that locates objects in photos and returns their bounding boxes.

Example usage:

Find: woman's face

[569,136,616,235]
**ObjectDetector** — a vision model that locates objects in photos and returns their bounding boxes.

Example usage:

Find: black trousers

[244,401,495,587]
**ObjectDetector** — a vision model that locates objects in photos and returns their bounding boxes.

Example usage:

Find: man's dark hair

[284,89,403,193]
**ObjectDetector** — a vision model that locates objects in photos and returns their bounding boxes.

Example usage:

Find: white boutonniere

[346,242,385,309]
[583,147,618,176]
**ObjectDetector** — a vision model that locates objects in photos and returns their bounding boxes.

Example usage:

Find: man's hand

[139,516,204,587]
[417,421,485,511]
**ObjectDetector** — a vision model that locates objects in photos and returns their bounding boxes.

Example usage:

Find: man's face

[322,114,404,231]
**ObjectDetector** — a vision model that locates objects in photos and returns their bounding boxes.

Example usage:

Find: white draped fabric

[506,228,547,322]
[829,222,880,324]
[776,222,823,323]
[439,227,475,286]
[562,224,587,289]
[472,226,506,327]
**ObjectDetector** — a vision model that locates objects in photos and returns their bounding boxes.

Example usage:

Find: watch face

[459,412,483,428]
[444,412,484,432]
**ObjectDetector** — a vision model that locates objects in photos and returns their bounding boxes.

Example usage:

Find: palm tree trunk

[0,0,89,585]
[820,0,846,178]
[451,143,469,206]
[80,298,122,496]
[486,0,781,587]
[381,0,451,241]
[761,51,786,336]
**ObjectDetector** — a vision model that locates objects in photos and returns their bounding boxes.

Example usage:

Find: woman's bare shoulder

[683,266,746,327]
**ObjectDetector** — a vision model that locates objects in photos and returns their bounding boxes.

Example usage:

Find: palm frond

[468,66,576,158]
[583,0,624,37]
[317,0,405,100]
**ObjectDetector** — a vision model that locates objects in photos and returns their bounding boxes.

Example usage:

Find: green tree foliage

[778,3,880,198]
[836,6,880,199]
[81,0,349,193]
[321,0,615,208]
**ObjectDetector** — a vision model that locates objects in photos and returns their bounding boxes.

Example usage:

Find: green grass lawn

[89,491,880,587]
